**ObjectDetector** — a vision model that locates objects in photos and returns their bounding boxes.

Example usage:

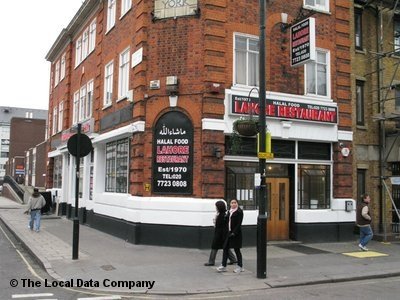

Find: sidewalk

[1,195,400,295]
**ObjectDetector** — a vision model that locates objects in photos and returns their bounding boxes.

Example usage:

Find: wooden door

[266,178,289,240]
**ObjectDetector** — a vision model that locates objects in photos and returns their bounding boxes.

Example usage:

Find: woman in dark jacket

[204,200,236,266]
[217,199,244,273]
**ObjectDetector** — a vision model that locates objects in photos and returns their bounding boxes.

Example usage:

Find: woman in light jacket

[204,200,237,266]
[217,199,244,273]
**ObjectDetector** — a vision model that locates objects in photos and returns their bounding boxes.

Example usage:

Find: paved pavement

[1,195,400,296]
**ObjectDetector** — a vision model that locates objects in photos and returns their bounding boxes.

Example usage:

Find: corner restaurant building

[46,0,354,248]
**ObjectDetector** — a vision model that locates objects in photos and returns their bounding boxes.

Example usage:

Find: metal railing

[3,175,24,201]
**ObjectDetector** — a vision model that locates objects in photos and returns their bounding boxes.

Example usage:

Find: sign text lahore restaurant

[231,95,337,124]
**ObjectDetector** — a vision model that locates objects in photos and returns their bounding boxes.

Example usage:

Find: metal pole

[257,0,267,279]
[72,123,81,260]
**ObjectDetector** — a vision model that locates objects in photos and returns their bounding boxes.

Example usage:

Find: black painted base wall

[294,222,357,242]
[85,210,257,249]
[57,208,356,247]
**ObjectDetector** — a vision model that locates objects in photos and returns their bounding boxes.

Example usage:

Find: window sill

[119,7,132,20]
[355,48,366,55]
[102,103,112,110]
[116,95,128,102]
[356,125,367,130]
[105,25,115,35]
[302,5,331,15]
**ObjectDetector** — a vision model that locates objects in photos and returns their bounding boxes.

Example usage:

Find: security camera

[339,142,344,148]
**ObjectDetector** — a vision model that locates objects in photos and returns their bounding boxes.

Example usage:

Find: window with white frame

[105,138,129,193]
[54,60,60,87]
[121,0,132,16]
[75,37,82,67]
[58,101,63,132]
[73,80,94,124]
[73,91,79,124]
[234,34,259,87]
[104,61,114,106]
[304,0,329,12]
[75,19,97,67]
[79,85,86,121]
[82,28,89,59]
[89,19,96,52]
[107,0,116,32]
[52,106,58,135]
[86,80,93,119]
[305,49,329,97]
[118,48,130,99]
[53,156,62,189]
[60,53,66,80]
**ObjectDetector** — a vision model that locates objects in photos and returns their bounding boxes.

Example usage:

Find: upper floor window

[118,48,130,99]
[107,0,116,32]
[75,19,97,67]
[72,80,94,124]
[356,80,365,126]
[60,53,66,81]
[305,49,329,97]
[52,106,58,135]
[121,0,132,17]
[58,102,64,132]
[73,91,79,125]
[54,60,60,87]
[75,37,82,67]
[89,19,96,52]
[304,0,329,12]
[355,9,363,50]
[234,34,259,87]
[104,61,114,106]
[394,16,400,55]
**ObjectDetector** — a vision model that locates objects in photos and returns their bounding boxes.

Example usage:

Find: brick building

[352,0,400,239]
[46,0,353,247]
[6,118,46,182]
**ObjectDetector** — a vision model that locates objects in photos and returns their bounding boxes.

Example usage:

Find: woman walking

[217,199,244,273]
[204,200,237,266]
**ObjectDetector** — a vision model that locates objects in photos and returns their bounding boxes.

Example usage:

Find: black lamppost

[257,0,267,279]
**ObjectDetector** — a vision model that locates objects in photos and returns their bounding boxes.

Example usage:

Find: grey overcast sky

[0,0,83,110]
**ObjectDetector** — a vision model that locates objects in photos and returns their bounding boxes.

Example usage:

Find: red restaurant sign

[231,95,337,124]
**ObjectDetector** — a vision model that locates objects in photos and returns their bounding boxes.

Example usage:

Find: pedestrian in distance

[204,200,237,266]
[25,188,46,232]
[356,193,373,251]
[217,199,244,273]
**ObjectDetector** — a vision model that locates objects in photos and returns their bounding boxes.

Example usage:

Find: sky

[0,0,84,110]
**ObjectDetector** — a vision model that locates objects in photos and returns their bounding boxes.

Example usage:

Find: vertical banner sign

[290,17,316,67]
[153,111,193,194]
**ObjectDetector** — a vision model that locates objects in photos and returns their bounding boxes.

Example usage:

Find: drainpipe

[376,2,386,239]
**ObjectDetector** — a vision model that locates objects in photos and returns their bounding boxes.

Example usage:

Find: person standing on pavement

[217,199,244,273]
[204,200,237,266]
[356,193,373,251]
[26,188,46,232]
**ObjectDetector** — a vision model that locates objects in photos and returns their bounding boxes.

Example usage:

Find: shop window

[298,164,330,209]
[53,156,63,189]
[226,162,258,210]
[105,138,129,193]
[226,161,289,210]
[298,141,330,160]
